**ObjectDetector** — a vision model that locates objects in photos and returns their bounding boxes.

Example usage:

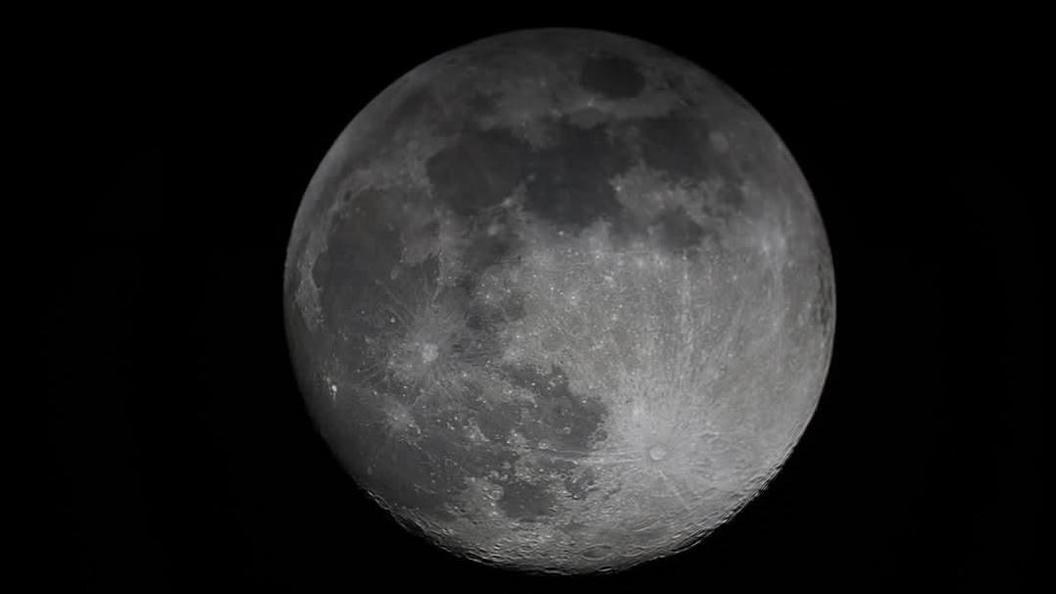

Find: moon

[284,29,835,574]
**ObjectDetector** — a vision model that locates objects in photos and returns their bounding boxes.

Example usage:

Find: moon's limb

[284,28,834,574]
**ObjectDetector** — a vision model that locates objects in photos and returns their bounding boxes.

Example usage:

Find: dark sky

[36,12,1042,591]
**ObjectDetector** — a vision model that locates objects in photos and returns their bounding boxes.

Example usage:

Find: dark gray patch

[305,88,440,227]
[733,129,793,200]
[312,189,411,332]
[327,268,447,384]
[473,401,523,443]
[353,88,447,162]
[558,519,587,535]
[404,285,511,366]
[457,211,521,277]
[426,120,631,230]
[502,363,607,452]
[426,128,529,216]
[384,88,434,132]
[332,404,457,520]
[717,180,745,210]
[347,394,527,522]
[662,70,686,94]
[466,91,498,118]
[580,54,646,99]
[422,407,519,476]
[610,207,713,257]
[651,206,706,253]
[522,122,631,228]
[638,114,708,180]
[637,114,745,206]
[367,446,456,519]
[497,478,556,521]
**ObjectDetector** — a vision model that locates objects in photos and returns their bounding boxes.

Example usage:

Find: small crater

[581,544,613,560]
[580,54,646,99]
[648,445,668,461]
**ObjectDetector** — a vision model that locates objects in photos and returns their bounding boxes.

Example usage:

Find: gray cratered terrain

[284,28,835,574]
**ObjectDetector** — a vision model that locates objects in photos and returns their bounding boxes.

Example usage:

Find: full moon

[284,29,835,574]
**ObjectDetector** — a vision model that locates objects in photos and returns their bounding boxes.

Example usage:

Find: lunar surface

[284,29,835,573]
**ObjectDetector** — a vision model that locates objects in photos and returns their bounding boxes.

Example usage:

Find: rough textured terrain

[284,29,835,573]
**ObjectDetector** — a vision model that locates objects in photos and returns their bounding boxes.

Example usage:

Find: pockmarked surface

[285,29,835,574]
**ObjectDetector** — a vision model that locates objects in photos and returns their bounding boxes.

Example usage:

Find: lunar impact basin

[284,28,835,574]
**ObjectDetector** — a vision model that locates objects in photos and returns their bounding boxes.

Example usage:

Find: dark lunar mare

[579,53,647,99]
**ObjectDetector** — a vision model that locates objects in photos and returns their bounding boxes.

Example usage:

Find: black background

[37,11,1043,591]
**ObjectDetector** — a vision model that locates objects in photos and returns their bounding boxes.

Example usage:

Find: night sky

[36,11,1042,591]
